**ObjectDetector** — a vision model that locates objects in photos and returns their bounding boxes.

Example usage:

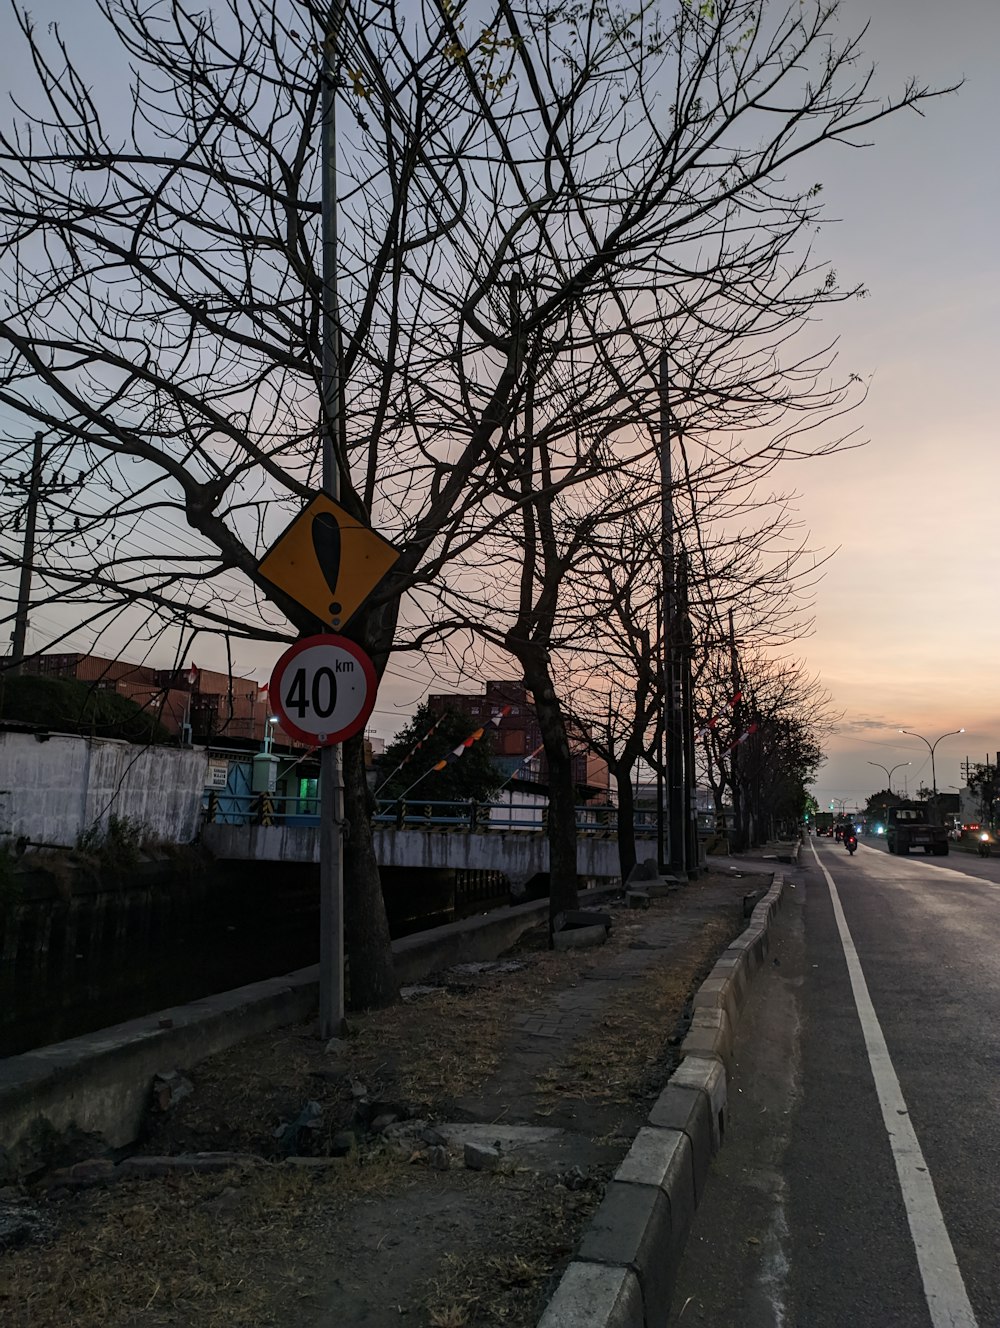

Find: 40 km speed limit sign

[269,634,377,746]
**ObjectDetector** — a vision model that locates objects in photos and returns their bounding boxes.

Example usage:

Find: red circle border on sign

[268,634,378,747]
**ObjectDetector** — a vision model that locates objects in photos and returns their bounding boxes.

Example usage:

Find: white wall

[489,788,548,829]
[0,731,209,847]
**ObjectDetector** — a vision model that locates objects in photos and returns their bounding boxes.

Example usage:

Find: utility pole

[8,431,43,676]
[319,9,346,1038]
[679,552,700,876]
[658,349,686,877]
[654,577,665,872]
[8,431,81,676]
[728,608,743,852]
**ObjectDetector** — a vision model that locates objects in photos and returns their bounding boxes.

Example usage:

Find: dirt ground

[0,867,772,1328]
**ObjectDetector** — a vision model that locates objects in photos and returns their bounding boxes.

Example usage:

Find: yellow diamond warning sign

[257,493,400,629]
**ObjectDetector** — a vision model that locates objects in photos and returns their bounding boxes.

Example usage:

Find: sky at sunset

[1,1,997,812]
[784,0,1000,809]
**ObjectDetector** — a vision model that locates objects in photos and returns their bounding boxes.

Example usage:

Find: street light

[867,760,911,794]
[897,728,964,812]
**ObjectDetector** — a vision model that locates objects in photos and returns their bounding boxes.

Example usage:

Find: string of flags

[374,716,445,795]
[731,721,758,749]
[694,692,759,749]
[401,718,444,767]
[694,691,742,739]
[493,741,546,794]
[431,706,512,770]
[388,705,513,804]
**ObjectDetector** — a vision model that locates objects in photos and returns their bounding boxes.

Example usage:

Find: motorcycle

[844,832,858,855]
[978,833,992,859]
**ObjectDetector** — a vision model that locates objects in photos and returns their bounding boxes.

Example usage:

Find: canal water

[0,859,510,1057]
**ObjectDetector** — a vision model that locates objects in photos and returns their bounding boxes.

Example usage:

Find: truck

[885,803,949,856]
[813,811,835,836]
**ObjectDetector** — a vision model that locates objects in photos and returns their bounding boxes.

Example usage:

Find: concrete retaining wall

[0,731,208,847]
[202,820,627,885]
[537,870,788,1328]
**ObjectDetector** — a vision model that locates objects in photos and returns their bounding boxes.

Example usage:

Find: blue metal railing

[201,791,659,837]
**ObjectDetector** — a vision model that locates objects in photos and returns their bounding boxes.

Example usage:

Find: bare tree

[0,0,950,1001]
[559,462,831,876]
[699,646,836,846]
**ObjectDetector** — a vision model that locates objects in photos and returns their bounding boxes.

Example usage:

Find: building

[155,664,270,744]
[16,652,273,745]
[427,680,610,800]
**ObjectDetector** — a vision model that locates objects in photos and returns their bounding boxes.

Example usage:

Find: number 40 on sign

[269,634,377,746]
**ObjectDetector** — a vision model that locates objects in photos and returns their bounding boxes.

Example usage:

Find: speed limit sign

[269,634,377,746]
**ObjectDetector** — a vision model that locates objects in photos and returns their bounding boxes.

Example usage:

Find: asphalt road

[667,837,1000,1328]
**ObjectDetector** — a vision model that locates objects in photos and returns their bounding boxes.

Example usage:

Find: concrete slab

[553,923,608,950]
[670,1056,727,1151]
[433,1123,614,1174]
[683,1006,735,1074]
[691,975,741,1028]
[536,1261,644,1328]
[577,1180,674,1328]
[614,1126,696,1263]
[647,1085,711,1203]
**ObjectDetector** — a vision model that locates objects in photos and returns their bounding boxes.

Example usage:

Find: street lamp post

[897,728,965,816]
[867,760,911,794]
[264,715,279,755]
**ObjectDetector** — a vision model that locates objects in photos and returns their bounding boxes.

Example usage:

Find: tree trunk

[521,659,579,930]
[613,762,638,882]
[342,731,399,1009]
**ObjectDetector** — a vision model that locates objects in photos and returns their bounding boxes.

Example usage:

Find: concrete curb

[536,871,787,1328]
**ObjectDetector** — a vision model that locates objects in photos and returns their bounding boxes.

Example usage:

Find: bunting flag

[373,716,446,796]
[516,741,546,773]
[431,706,511,771]
[730,721,759,750]
[399,718,443,770]
[489,741,546,798]
[695,691,743,740]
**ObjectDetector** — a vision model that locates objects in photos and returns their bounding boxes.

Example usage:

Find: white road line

[808,838,979,1328]
[859,842,1000,886]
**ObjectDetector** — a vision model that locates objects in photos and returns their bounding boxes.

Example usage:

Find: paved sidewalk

[449,867,775,1164]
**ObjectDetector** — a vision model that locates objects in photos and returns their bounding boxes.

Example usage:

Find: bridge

[200,795,661,892]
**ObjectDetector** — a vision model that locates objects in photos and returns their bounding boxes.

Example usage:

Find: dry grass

[2,1162,393,1328]
[419,1172,602,1327]
[346,910,658,1109]
[538,914,737,1105]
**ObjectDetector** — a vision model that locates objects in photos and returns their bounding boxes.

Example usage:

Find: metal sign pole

[319,12,345,1038]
